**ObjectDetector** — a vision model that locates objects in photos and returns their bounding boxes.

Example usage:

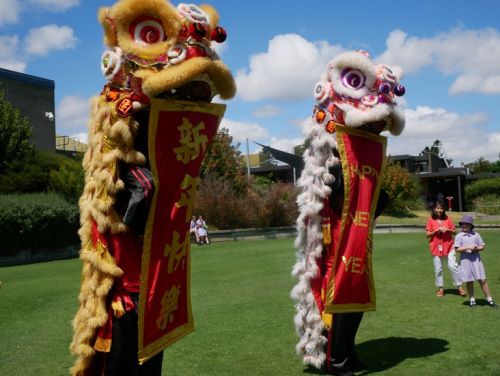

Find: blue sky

[1,0,500,165]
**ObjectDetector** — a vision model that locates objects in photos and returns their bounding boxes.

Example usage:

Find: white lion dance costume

[69,1,235,375]
[291,50,405,374]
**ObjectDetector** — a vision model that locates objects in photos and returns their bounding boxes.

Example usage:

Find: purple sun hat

[459,215,475,228]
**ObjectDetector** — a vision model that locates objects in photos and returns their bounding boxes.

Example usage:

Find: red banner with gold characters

[138,99,226,364]
[325,125,387,313]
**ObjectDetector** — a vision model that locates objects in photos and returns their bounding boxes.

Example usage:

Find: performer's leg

[104,307,140,376]
[104,295,164,376]
[330,313,365,374]
[345,312,366,370]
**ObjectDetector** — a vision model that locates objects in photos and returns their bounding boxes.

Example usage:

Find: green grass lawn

[1,232,500,375]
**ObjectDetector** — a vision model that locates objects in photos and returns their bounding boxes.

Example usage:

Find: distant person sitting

[189,215,199,244]
[196,215,210,244]
[197,225,209,245]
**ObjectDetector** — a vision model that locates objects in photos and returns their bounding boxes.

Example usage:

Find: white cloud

[0,35,26,72]
[387,106,498,165]
[69,131,88,144]
[0,0,20,26]
[377,28,500,95]
[56,95,89,136]
[220,118,269,143]
[269,136,304,154]
[236,33,344,101]
[24,24,77,56]
[29,0,80,12]
[252,104,283,118]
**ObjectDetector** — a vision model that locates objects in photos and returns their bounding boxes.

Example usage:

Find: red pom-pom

[211,26,227,43]
[189,22,207,41]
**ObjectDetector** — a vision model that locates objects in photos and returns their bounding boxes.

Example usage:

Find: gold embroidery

[156,285,181,330]
[173,117,208,164]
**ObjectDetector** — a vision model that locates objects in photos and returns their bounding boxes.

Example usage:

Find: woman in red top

[425,200,465,297]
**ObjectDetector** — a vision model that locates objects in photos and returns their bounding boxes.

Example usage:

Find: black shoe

[470,300,477,308]
[487,300,498,308]
[330,360,355,376]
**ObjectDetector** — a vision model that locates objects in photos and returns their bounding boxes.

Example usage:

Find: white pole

[246,138,251,179]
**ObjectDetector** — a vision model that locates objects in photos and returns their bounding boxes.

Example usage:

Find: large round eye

[130,16,165,45]
[340,68,366,90]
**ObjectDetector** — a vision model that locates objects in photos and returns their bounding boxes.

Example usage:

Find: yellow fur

[70,1,235,374]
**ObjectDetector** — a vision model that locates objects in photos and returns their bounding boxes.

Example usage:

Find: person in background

[454,215,498,308]
[425,200,465,297]
[197,225,209,245]
[189,215,199,244]
[196,215,210,244]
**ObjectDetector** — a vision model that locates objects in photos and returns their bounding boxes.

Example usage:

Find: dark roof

[0,67,55,89]
[250,164,292,173]
[253,142,304,172]
[417,169,467,179]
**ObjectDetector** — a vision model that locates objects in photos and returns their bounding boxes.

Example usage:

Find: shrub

[382,159,423,216]
[465,177,500,201]
[471,194,500,215]
[0,192,79,250]
[0,150,84,204]
[195,176,298,230]
[49,158,84,203]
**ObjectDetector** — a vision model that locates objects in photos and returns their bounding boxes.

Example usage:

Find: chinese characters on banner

[138,99,226,364]
[325,125,387,313]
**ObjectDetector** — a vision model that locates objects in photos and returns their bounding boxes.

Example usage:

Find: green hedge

[0,192,79,251]
[472,194,500,215]
[465,177,500,201]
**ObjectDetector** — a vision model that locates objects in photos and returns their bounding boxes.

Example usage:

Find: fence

[2,224,500,267]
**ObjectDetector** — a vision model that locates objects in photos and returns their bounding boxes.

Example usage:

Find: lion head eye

[340,68,366,90]
[130,16,165,45]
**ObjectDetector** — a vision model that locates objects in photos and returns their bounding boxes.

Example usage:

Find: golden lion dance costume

[291,50,406,375]
[69,1,235,375]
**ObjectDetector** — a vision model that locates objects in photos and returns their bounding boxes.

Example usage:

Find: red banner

[138,99,226,364]
[325,125,387,313]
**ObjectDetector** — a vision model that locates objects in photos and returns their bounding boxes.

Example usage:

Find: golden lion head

[98,0,236,103]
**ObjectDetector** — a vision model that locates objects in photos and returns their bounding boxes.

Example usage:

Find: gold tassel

[112,300,125,318]
[94,337,112,353]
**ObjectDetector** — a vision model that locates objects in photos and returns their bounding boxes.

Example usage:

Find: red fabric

[140,102,223,358]
[426,217,455,256]
[90,220,142,293]
[326,127,386,312]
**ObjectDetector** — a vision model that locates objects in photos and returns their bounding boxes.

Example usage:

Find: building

[391,154,500,212]
[0,68,56,151]
[245,143,303,183]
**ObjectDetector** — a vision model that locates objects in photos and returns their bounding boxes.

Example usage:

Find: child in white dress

[454,215,497,308]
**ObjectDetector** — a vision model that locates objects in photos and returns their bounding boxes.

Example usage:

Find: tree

[200,127,247,193]
[381,159,423,215]
[258,148,277,167]
[419,139,452,166]
[0,90,34,173]
[463,157,500,174]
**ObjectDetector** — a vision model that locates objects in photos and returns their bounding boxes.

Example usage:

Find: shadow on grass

[356,336,449,374]
[443,288,461,296]
[301,337,449,375]
[461,298,493,307]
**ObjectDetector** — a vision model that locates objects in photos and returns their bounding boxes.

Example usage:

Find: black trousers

[104,295,163,376]
[330,312,364,367]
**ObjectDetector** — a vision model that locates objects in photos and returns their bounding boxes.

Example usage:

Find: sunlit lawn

[1,232,500,375]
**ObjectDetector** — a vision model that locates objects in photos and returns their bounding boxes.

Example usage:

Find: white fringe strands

[290,119,338,368]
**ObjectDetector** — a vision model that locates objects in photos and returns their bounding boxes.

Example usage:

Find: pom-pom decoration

[101,47,123,80]
[211,26,227,43]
